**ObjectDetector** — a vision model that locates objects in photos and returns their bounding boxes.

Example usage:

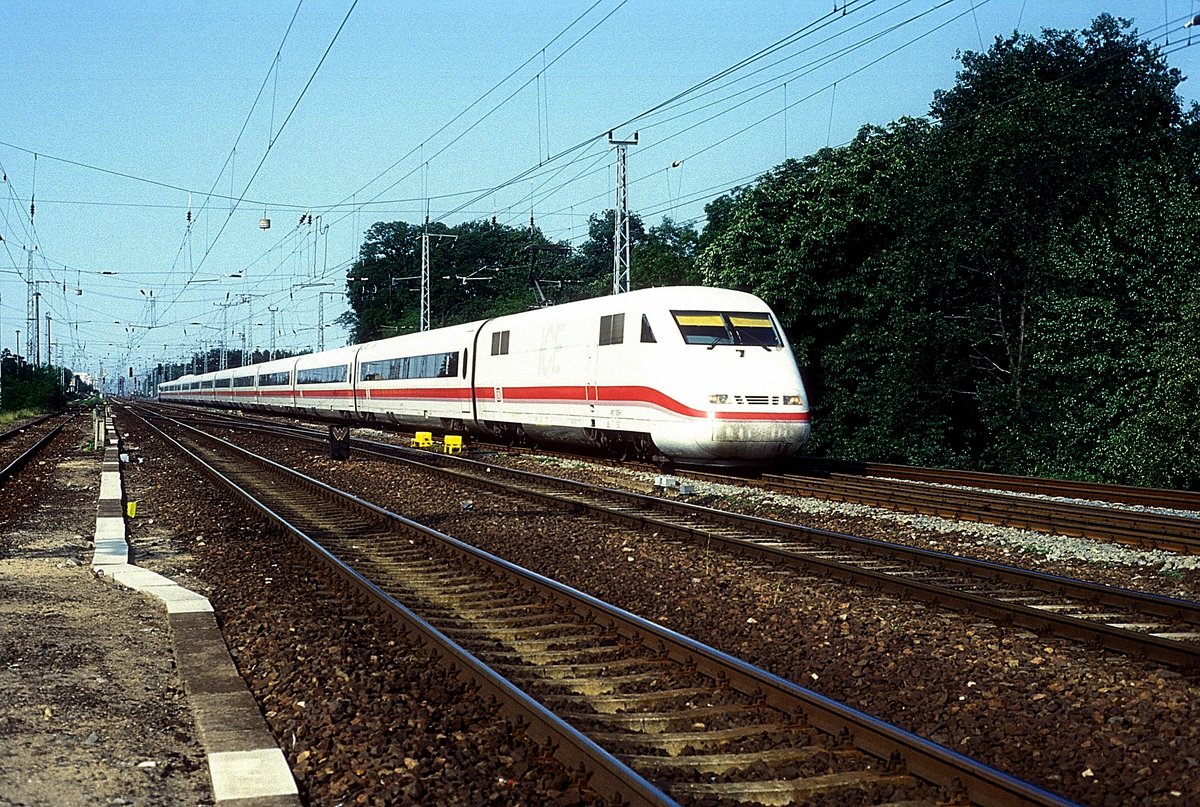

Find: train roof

[158,287,777,387]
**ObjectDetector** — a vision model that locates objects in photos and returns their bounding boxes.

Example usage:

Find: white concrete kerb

[92,413,298,804]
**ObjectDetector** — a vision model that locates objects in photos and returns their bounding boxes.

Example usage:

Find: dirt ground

[0,432,212,807]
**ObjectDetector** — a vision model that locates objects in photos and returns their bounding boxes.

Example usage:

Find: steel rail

[0,415,74,485]
[196,415,1200,673]
[763,473,1200,554]
[132,410,676,807]
[0,411,64,444]
[130,407,1072,807]
[790,456,1200,511]
[131,405,1200,669]
[369,446,1200,673]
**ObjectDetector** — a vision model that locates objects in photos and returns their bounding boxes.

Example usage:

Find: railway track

[377,445,1200,672]
[147,401,1200,557]
[762,472,1200,555]
[131,408,1069,806]
[0,412,76,487]
[138,405,1200,675]
[0,411,63,442]
[790,456,1200,511]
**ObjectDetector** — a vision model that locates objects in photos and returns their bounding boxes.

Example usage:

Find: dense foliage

[700,15,1200,488]
[0,353,68,412]
[340,16,1200,488]
[338,211,700,342]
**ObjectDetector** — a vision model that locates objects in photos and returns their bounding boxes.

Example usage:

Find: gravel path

[0,420,212,807]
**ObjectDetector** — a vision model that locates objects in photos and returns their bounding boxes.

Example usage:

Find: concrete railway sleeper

[131,405,1200,672]
[762,473,1200,554]
[127,407,1068,807]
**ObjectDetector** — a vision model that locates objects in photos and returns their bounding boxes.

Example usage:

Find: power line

[151,0,359,341]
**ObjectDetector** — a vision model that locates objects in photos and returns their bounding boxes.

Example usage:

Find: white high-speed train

[158,286,811,464]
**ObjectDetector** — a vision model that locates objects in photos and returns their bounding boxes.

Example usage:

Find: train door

[459,347,472,422]
[351,346,364,417]
[591,311,624,423]
[586,339,599,420]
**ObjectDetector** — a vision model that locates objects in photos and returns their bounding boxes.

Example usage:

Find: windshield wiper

[733,331,775,351]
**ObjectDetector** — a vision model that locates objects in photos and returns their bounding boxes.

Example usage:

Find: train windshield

[671,310,783,348]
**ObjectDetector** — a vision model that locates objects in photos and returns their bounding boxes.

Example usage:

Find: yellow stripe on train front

[674,315,725,326]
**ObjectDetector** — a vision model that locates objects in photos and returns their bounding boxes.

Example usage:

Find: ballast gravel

[121,419,1200,806]
[118,420,604,807]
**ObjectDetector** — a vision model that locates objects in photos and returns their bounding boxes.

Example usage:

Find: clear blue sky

[2,0,1197,388]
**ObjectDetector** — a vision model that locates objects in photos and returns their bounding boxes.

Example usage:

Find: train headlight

[709,393,728,404]
[783,394,802,405]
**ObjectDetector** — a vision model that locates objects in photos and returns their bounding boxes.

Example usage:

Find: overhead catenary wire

[514,0,1193,244]
[157,0,632,362]
[489,0,968,236]
[7,2,1194,378]
[433,0,934,226]
[153,0,359,335]
[529,8,1196,247]
[540,0,1195,240]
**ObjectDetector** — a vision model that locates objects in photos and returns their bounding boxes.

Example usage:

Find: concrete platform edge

[91,412,300,805]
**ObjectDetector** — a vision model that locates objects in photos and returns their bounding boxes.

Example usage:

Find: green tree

[700,122,970,463]
[339,219,563,340]
[1,353,67,412]
[559,209,647,300]
[634,217,702,288]
[697,14,1200,486]
[341,220,424,342]
[926,14,1193,478]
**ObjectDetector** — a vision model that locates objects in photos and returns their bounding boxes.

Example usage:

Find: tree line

[0,352,70,413]
[339,15,1200,489]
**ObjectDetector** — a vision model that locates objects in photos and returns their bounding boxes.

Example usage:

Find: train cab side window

[491,330,510,356]
[640,314,656,343]
[599,313,625,346]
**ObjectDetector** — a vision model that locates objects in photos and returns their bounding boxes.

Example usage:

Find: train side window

[258,370,291,386]
[599,313,625,346]
[640,314,656,343]
[491,330,510,355]
[438,352,459,377]
[297,365,348,384]
[362,351,459,380]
